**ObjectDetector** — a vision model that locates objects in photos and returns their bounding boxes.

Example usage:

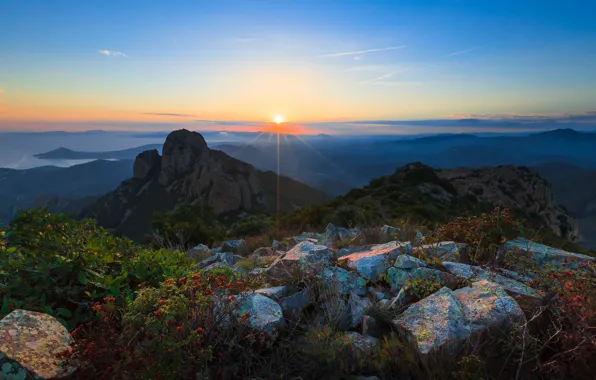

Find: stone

[347,293,373,329]
[325,223,361,242]
[394,287,469,355]
[454,280,526,334]
[343,332,378,353]
[186,243,210,261]
[0,310,75,379]
[387,267,410,290]
[415,241,468,262]
[255,286,291,300]
[320,267,368,297]
[442,262,541,308]
[221,239,248,254]
[265,241,332,284]
[337,242,411,281]
[498,238,594,270]
[393,254,427,269]
[280,289,312,318]
[336,248,350,258]
[254,247,275,257]
[234,293,284,337]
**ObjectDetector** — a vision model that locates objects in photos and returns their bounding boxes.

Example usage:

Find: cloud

[343,65,389,72]
[361,68,411,85]
[98,49,127,57]
[141,112,197,117]
[446,47,481,57]
[320,45,407,58]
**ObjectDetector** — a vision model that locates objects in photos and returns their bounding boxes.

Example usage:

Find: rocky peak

[133,149,161,180]
[158,129,210,186]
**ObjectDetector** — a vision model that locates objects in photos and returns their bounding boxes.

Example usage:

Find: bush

[229,214,274,237]
[0,209,191,330]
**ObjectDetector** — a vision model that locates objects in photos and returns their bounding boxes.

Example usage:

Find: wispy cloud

[343,65,389,72]
[446,46,481,57]
[320,45,406,58]
[141,112,196,117]
[361,68,410,85]
[98,49,127,57]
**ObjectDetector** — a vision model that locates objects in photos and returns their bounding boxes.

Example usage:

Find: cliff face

[436,165,578,241]
[83,129,266,239]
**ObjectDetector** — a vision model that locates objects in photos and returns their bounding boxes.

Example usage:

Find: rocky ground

[1,223,594,379]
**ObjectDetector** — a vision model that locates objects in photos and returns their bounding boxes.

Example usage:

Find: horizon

[1,1,596,134]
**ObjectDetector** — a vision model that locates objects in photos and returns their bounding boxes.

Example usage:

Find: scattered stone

[393,254,427,269]
[454,280,526,334]
[255,286,292,300]
[336,248,351,258]
[320,267,368,296]
[222,239,248,254]
[338,242,411,281]
[265,241,332,284]
[498,238,594,269]
[394,287,469,355]
[387,267,410,290]
[347,292,373,329]
[416,241,468,262]
[254,247,275,257]
[234,293,284,337]
[343,331,378,353]
[280,289,312,318]
[186,243,210,260]
[0,310,75,379]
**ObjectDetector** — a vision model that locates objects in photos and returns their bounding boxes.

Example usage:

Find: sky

[1,0,596,134]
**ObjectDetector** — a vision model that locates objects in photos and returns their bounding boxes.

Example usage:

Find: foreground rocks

[0,310,75,379]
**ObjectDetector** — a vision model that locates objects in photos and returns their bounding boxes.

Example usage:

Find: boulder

[453,280,526,334]
[347,293,373,329]
[280,289,312,318]
[0,310,75,379]
[343,331,378,353]
[443,262,541,308]
[319,267,368,297]
[255,286,292,300]
[325,223,361,243]
[265,241,332,284]
[415,241,468,262]
[186,243,210,261]
[394,287,469,355]
[393,254,427,269]
[234,293,284,337]
[498,238,594,270]
[254,247,275,257]
[338,242,411,281]
[221,239,248,254]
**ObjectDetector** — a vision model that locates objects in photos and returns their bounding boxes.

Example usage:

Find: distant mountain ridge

[34,144,163,160]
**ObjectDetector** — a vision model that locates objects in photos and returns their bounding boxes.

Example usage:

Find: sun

[273,115,285,124]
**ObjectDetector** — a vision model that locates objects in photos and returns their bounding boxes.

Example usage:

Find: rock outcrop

[437,165,579,241]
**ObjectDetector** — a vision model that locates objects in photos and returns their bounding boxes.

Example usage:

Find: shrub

[0,209,190,329]
[229,214,274,237]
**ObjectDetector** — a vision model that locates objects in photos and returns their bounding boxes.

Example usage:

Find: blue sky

[1,0,595,134]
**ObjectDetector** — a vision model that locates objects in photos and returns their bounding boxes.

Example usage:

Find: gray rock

[443,262,541,308]
[394,287,469,355]
[454,280,526,334]
[255,286,292,300]
[343,331,378,353]
[337,241,411,281]
[320,266,368,296]
[348,292,373,329]
[393,254,427,269]
[387,267,410,290]
[336,248,351,258]
[416,241,468,262]
[222,239,248,254]
[265,241,332,284]
[280,289,312,317]
[234,293,284,337]
[186,243,210,260]
[498,238,594,270]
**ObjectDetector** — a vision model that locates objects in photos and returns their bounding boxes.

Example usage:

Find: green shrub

[0,209,190,330]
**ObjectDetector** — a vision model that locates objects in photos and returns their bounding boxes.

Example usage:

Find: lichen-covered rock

[347,293,373,329]
[265,241,331,284]
[394,287,469,355]
[498,238,594,269]
[387,267,410,290]
[0,310,75,379]
[454,280,526,334]
[280,289,312,318]
[221,239,247,254]
[415,241,468,262]
[393,254,427,269]
[255,286,292,300]
[443,262,541,308]
[320,267,368,296]
[324,223,361,243]
[234,294,284,337]
[338,242,411,281]
[186,243,210,260]
[343,332,378,353]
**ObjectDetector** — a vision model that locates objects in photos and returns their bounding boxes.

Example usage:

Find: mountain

[316,162,578,244]
[0,159,133,224]
[82,129,331,240]
[34,144,163,160]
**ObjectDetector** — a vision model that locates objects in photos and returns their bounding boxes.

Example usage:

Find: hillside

[34,144,163,160]
[0,159,132,224]
[82,129,331,240]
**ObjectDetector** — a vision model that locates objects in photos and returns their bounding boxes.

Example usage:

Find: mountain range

[2,128,596,248]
